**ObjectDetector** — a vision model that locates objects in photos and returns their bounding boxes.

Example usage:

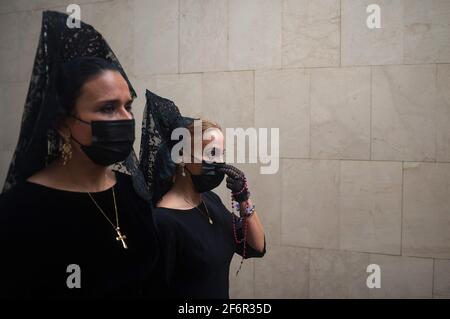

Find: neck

[171,171,201,206]
[51,150,115,192]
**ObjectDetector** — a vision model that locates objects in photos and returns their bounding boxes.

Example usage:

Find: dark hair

[53,56,124,128]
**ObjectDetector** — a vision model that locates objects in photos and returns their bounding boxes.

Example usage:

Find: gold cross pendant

[115,227,128,250]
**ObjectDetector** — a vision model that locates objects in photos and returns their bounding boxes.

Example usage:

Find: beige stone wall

[0,0,449,298]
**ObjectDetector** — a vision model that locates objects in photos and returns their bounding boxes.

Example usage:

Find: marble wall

[0,0,449,298]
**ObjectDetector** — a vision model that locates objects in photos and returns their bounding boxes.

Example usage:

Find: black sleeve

[205,191,266,259]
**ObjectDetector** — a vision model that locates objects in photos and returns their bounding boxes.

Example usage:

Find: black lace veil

[2,11,149,203]
[139,90,197,206]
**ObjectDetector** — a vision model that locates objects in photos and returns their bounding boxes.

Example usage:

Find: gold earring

[61,135,72,166]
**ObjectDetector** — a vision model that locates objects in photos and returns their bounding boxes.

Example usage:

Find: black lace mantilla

[2,11,149,203]
[139,90,197,205]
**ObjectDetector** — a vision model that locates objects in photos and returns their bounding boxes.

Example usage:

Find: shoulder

[0,182,43,226]
[0,181,37,207]
[202,191,234,224]
[114,171,139,195]
[114,170,131,180]
[202,190,221,202]
[202,191,227,209]
[114,170,133,187]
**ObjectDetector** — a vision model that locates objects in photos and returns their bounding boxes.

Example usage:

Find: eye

[126,104,133,114]
[100,103,116,114]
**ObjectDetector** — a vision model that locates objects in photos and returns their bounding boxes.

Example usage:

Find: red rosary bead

[231,196,249,276]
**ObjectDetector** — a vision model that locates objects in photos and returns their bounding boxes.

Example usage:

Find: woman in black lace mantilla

[0,11,159,299]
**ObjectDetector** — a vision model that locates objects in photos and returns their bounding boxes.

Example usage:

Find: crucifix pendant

[115,227,128,250]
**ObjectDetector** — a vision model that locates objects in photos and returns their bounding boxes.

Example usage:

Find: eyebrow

[95,98,134,106]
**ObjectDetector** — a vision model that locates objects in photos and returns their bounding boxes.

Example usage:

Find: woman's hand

[217,163,265,254]
[217,164,249,203]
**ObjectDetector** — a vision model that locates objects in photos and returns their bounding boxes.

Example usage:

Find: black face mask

[71,116,135,166]
[185,161,225,193]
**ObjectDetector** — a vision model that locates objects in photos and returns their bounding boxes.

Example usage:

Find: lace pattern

[139,90,197,205]
[2,11,144,200]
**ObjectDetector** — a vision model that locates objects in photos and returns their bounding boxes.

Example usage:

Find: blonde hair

[186,119,222,137]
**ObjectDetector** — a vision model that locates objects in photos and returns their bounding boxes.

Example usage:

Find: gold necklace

[88,186,128,250]
[183,197,213,225]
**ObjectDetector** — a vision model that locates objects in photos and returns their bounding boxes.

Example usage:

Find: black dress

[154,191,266,299]
[0,171,160,299]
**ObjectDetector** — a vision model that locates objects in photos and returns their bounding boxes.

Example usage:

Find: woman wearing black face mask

[139,90,266,299]
[0,12,159,299]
